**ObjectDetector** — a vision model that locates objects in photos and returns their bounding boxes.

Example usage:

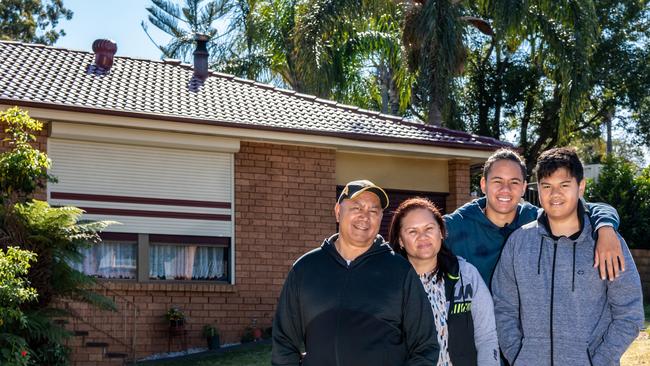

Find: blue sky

[56,0,167,60]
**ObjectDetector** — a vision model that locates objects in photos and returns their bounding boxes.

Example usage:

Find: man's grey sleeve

[466,263,500,366]
[272,268,303,366]
[590,237,644,365]
[402,268,440,366]
[491,237,523,364]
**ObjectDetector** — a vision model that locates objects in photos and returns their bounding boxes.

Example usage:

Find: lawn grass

[141,303,650,366]
[137,342,271,366]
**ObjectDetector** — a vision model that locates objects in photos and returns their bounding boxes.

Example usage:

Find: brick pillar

[446,159,471,212]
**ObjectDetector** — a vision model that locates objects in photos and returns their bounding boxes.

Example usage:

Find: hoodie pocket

[513,337,550,366]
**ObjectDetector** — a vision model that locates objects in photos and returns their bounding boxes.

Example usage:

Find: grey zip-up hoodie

[491,208,644,366]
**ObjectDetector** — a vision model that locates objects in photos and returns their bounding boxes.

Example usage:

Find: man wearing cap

[272,180,439,366]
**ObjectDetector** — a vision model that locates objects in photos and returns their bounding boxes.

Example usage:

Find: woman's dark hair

[388,197,454,277]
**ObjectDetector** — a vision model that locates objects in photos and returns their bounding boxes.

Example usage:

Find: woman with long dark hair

[389,197,499,366]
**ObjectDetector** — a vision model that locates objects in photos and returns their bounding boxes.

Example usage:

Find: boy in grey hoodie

[492,147,644,366]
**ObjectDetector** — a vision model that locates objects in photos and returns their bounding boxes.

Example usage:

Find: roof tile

[0,41,510,150]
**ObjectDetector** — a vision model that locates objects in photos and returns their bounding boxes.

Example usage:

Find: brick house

[0,39,510,364]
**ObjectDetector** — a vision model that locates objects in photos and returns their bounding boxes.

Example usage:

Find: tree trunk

[605,110,613,155]
[427,98,442,126]
[492,46,504,138]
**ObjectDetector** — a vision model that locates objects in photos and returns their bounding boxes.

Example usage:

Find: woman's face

[399,208,443,263]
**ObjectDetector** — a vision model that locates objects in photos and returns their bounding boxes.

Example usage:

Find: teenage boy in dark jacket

[492,147,643,365]
[445,149,623,288]
[272,180,439,366]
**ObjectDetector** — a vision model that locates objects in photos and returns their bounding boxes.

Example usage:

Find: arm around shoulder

[585,201,620,231]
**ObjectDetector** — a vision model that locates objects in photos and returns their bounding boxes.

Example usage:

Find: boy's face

[538,167,586,222]
[480,159,527,217]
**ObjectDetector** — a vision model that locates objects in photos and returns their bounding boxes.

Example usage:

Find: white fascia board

[8,105,495,161]
[50,121,240,153]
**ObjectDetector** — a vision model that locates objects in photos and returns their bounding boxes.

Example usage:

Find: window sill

[94,279,236,293]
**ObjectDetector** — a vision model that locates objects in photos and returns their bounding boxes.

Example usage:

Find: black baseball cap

[337,180,389,209]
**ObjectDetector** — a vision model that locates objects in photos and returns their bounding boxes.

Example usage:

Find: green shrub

[1,107,115,365]
[0,246,37,366]
[585,156,650,249]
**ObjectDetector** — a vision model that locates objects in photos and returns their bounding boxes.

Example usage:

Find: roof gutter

[1,99,509,156]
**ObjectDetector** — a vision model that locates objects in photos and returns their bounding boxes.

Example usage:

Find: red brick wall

[62,141,337,362]
[631,249,650,302]
[446,159,471,211]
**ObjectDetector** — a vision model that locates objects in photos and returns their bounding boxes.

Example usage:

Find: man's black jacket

[272,234,439,366]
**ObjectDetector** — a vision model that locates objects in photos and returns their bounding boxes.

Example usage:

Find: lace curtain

[149,244,226,281]
[71,241,137,279]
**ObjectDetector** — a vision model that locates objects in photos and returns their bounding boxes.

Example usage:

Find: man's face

[538,167,585,223]
[480,159,527,217]
[334,191,383,249]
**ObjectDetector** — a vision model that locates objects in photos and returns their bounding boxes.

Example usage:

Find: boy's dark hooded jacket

[272,234,439,366]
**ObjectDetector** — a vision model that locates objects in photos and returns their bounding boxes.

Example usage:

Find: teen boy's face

[480,160,526,217]
[538,167,586,222]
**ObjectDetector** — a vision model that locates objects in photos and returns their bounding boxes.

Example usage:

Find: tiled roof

[0,41,510,150]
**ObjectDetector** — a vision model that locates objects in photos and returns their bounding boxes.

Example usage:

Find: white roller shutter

[48,138,233,237]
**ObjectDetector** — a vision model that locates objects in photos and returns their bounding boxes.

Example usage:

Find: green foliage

[9,200,116,309]
[0,107,56,203]
[165,307,186,321]
[0,0,73,45]
[0,246,37,366]
[0,107,116,365]
[459,0,649,169]
[585,156,650,249]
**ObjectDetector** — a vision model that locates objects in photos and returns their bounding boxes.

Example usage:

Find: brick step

[105,352,128,359]
[86,341,109,348]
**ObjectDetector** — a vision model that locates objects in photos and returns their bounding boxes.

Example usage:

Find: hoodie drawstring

[537,237,544,274]
[572,241,577,292]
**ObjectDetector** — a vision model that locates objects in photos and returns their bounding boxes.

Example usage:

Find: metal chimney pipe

[193,33,210,79]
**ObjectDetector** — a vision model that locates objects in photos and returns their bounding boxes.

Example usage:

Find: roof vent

[193,33,210,79]
[92,39,117,70]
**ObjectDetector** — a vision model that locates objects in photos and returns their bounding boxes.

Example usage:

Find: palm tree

[293,0,413,114]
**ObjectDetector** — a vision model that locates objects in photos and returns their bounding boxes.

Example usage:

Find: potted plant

[202,324,220,350]
[165,307,186,328]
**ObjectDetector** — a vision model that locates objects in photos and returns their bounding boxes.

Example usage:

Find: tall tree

[0,0,73,45]
[457,0,649,171]
[402,0,466,125]
[293,0,412,113]
[142,0,231,61]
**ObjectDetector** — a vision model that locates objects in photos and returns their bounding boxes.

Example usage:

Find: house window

[72,240,138,280]
[148,235,230,282]
[48,137,235,284]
